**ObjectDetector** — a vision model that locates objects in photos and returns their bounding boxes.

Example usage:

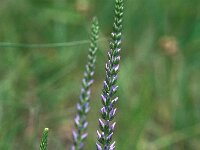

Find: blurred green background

[0,0,200,149]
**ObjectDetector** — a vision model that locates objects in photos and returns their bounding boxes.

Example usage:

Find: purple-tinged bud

[101,107,107,119]
[115,56,120,62]
[110,141,116,150]
[103,81,109,91]
[96,143,102,150]
[101,94,107,105]
[109,108,117,120]
[72,131,78,143]
[101,132,105,140]
[111,85,118,95]
[111,75,118,84]
[71,146,75,150]
[101,107,106,114]
[81,133,88,140]
[83,122,88,129]
[114,64,119,73]
[99,119,105,130]
[74,116,80,126]
[79,142,84,149]
[85,105,90,113]
[88,79,94,86]
[97,130,101,140]
[111,122,116,132]
[107,132,113,142]
[77,103,82,111]
[79,95,84,103]
[86,89,91,96]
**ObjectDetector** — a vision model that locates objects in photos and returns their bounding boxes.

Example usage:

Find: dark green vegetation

[0,0,200,149]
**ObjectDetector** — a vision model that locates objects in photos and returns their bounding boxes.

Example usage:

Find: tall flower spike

[40,128,49,150]
[72,17,99,150]
[96,0,124,149]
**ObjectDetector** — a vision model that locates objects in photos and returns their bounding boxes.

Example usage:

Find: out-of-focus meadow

[0,0,200,149]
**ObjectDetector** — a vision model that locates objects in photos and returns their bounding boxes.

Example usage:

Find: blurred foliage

[0,0,200,149]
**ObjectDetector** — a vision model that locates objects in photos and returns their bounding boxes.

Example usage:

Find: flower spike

[72,17,99,150]
[96,0,124,149]
[40,128,49,150]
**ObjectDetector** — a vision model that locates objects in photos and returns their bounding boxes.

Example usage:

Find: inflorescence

[72,17,99,150]
[40,128,49,150]
[96,0,124,149]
